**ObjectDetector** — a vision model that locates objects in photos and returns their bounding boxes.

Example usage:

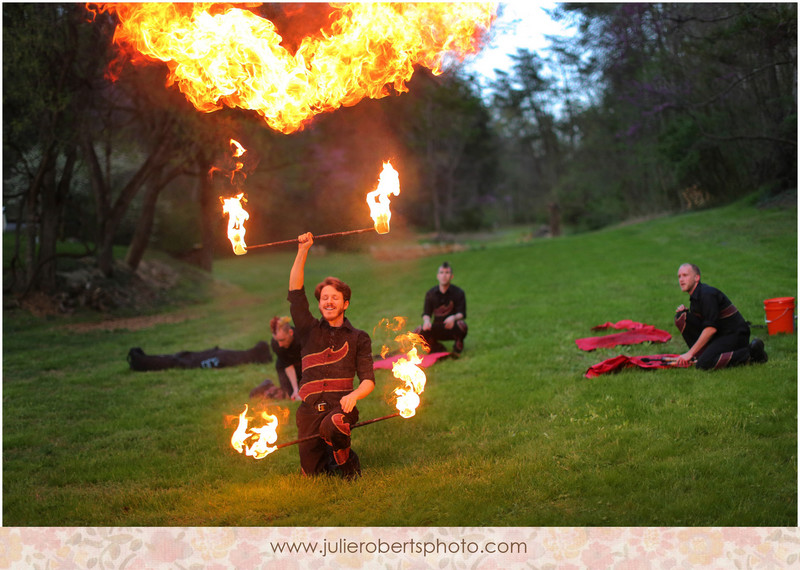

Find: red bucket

[763,297,795,335]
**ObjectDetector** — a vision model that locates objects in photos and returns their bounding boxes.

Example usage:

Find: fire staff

[288,232,375,479]
[674,263,767,369]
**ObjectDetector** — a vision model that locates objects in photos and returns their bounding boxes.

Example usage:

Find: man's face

[318,284,349,322]
[677,265,700,294]
[273,327,293,348]
[437,266,453,288]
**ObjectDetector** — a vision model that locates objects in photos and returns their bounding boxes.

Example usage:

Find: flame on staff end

[221,192,249,255]
[366,162,400,235]
[389,332,428,418]
[217,138,250,255]
[229,404,280,459]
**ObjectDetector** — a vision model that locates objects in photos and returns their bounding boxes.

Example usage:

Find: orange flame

[230,138,245,158]
[366,162,400,235]
[230,404,279,459]
[221,192,249,255]
[229,138,247,184]
[374,316,407,358]
[209,138,248,184]
[92,3,497,133]
[390,333,428,418]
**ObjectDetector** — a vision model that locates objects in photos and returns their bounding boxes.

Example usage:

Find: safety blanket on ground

[584,353,691,379]
[576,320,672,351]
[127,341,272,371]
[373,351,451,370]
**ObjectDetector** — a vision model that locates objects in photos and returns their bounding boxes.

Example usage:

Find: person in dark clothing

[674,263,767,370]
[250,315,303,400]
[288,232,375,479]
[128,341,271,371]
[414,261,468,355]
[270,316,302,401]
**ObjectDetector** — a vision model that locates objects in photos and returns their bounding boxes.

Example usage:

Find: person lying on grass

[288,232,375,480]
[675,262,767,369]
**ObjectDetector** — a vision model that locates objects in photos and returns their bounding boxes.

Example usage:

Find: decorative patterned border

[1,527,798,568]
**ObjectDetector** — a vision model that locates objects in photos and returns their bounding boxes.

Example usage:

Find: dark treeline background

[3,3,796,296]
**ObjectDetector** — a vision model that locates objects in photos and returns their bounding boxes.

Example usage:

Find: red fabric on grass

[584,353,689,379]
[576,320,672,351]
[591,319,648,331]
[373,351,450,370]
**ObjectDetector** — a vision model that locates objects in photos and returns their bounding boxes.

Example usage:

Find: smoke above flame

[90,2,497,133]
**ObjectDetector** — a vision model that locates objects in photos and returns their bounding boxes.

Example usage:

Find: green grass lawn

[3,198,797,526]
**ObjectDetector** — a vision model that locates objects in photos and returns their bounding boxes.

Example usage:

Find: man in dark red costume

[414,261,468,356]
[674,263,767,369]
[288,232,375,479]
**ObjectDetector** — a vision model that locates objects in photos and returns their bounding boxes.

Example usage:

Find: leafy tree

[3,4,109,293]
[554,2,796,217]
[388,69,498,233]
[490,49,564,226]
[78,55,233,275]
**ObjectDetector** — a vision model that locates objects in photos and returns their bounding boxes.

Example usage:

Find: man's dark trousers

[675,311,750,370]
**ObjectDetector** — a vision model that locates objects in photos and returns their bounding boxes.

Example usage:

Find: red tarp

[576,320,672,351]
[584,354,689,379]
[373,351,450,370]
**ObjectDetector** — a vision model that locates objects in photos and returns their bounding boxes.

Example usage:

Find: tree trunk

[37,145,76,291]
[198,157,216,272]
[548,202,562,237]
[124,180,161,272]
[24,171,42,288]
[82,132,172,277]
[96,222,117,277]
[22,141,57,292]
[125,165,182,271]
[82,134,112,274]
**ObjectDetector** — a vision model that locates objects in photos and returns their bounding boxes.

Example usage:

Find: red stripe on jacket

[299,378,354,401]
[302,342,349,370]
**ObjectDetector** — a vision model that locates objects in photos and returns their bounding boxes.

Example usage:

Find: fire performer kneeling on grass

[288,232,375,479]
[675,263,767,369]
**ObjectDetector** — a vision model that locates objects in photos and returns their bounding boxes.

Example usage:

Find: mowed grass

[3,198,797,526]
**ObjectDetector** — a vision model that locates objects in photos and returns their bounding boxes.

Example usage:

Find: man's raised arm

[289,232,313,291]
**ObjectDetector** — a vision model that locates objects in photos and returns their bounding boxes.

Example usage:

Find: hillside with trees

[3,3,795,303]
